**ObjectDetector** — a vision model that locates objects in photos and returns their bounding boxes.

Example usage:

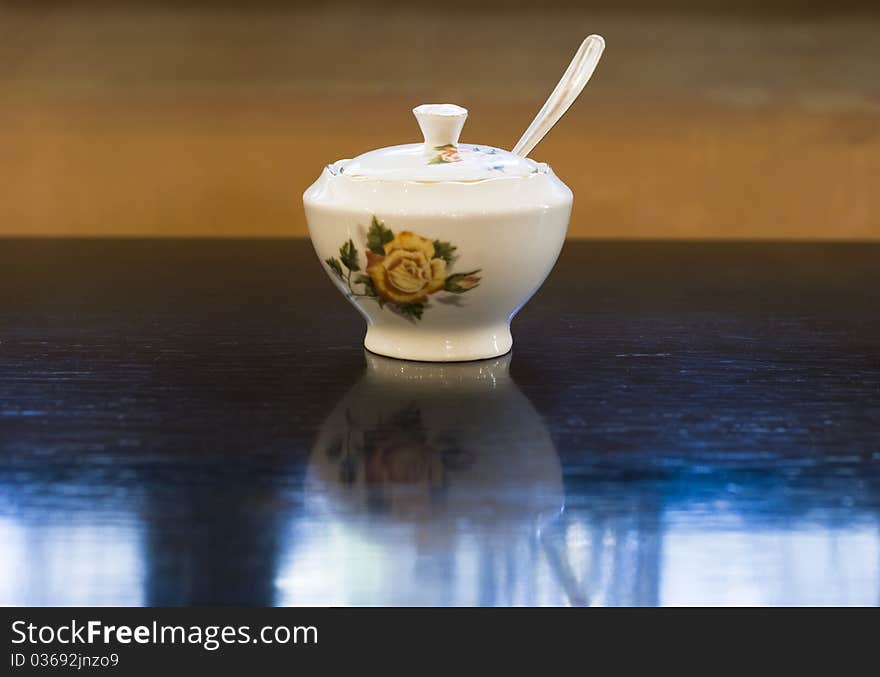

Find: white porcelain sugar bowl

[303,103,572,362]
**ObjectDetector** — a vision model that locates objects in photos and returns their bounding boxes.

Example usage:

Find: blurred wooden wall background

[1,1,878,238]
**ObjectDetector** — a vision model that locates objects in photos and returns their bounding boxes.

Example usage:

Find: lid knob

[413,104,467,154]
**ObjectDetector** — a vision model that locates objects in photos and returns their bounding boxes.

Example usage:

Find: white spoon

[511,34,605,158]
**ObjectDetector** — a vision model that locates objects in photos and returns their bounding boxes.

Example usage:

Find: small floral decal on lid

[428,144,462,164]
[324,216,481,321]
[427,144,510,172]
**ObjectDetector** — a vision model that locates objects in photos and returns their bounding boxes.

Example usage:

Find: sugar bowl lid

[339,104,539,183]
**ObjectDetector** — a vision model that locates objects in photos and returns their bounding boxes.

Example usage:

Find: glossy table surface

[1,239,878,606]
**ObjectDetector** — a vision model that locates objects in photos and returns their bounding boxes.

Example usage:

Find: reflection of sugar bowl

[303,104,572,362]
[293,353,563,604]
[307,352,562,527]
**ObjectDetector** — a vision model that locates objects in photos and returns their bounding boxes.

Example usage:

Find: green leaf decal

[432,240,457,264]
[339,239,359,271]
[396,302,425,321]
[366,216,394,254]
[325,257,344,278]
[355,274,384,306]
[444,270,481,293]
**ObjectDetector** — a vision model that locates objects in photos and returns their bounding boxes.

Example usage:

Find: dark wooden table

[1,239,878,606]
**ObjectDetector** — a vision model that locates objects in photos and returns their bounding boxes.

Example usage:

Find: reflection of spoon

[511,34,605,158]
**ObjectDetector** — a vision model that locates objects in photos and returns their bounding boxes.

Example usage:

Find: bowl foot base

[364,324,512,362]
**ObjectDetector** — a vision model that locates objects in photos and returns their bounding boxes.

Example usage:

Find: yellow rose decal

[324,216,481,321]
[366,232,446,304]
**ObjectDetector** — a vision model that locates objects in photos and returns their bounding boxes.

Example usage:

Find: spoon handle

[511,34,605,158]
